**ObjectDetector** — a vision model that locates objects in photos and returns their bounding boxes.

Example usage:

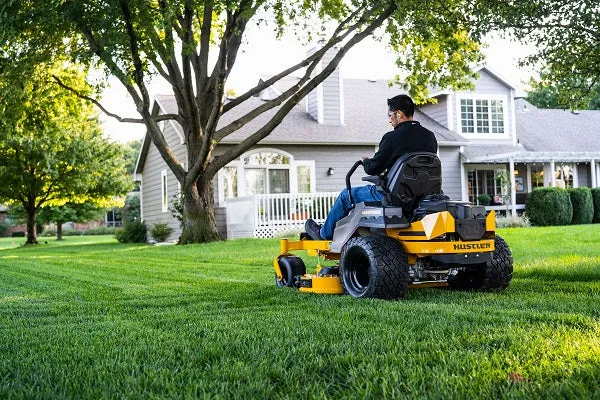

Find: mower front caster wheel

[275,256,306,287]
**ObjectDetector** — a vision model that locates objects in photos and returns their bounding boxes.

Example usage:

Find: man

[305,94,438,240]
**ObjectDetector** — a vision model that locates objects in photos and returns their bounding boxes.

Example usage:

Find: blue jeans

[320,185,384,240]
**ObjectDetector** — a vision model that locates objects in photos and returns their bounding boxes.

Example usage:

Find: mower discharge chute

[274,152,513,299]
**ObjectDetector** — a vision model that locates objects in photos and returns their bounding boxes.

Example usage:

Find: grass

[0,227,599,399]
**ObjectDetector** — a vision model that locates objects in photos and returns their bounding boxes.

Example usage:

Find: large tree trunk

[25,206,38,245]
[56,222,63,241]
[179,179,221,244]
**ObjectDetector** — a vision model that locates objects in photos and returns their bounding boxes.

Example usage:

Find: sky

[99,29,536,143]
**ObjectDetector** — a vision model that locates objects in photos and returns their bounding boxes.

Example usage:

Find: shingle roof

[515,98,600,152]
[156,79,466,146]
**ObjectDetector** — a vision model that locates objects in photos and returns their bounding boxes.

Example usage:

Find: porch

[224,192,522,239]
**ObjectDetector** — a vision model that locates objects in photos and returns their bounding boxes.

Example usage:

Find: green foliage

[568,187,593,225]
[149,223,174,242]
[0,58,132,244]
[1,226,600,397]
[114,220,147,243]
[525,187,573,226]
[526,71,600,110]
[37,203,106,227]
[41,226,116,237]
[592,188,600,223]
[0,221,9,237]
[484,1,600,109]
[123,192,141,223]
[120,140,142,177]
[477,193,491,206]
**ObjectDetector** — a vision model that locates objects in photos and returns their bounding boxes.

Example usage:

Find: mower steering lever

[346,160,363,207]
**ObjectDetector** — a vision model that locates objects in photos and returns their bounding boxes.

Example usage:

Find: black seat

[380,152,442,212]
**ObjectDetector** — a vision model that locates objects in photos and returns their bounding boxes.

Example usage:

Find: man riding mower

[273,152,513,299]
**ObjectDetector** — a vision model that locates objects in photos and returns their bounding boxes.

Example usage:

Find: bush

[592,188,600,223]
[115,221,147,243]
[568,187,593,225]
[495,214,530,228]
[149,223,174,242]
[0,221,9,237]
[477,193,491,206]
[11,231,25,237]
[525,187,572,226]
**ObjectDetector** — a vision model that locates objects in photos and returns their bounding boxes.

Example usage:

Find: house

[135,61,600,241]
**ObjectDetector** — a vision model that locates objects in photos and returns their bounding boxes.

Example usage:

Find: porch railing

[225,192,339,239]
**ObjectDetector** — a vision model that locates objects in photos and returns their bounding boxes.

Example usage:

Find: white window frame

[216,148,316,206]
[161,169,168,213]
[456,94,509,139]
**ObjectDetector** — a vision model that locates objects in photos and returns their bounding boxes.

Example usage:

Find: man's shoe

[304,219,323,240]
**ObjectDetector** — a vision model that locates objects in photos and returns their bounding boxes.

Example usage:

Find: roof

[154,79,466,146]
[515,98,600,153]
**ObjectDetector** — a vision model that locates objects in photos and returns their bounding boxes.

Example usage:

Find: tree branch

[51,75,182,125]
[205,2,397,178]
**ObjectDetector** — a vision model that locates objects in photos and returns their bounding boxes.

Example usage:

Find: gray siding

[438,147,462,200]
[140,123,186,242]
[322,66,342,125]
[421,96,448,128]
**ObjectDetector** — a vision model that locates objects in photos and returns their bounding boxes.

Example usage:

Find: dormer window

[457,95,508,137]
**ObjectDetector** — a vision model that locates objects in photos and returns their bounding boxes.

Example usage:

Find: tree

[480,0,600,109]
[2,0,499,243]
[38,203,106,240]
[0,59,132,244]
[526,71,600,110]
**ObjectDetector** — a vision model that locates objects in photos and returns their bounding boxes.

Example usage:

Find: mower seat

[376,152,442,213]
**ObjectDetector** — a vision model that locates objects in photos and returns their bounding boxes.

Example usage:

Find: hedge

[568,187,593,225]
[592,188,600,223]
[525,187,573,226]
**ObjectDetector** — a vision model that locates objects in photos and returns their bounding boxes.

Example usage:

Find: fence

[226,192,339,238]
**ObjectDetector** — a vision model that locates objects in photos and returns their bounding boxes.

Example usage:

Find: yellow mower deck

[274,211,497,295]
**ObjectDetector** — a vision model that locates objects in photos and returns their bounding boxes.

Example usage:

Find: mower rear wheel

[448,235,513,291]
[340,236,410,299]
[275,256,306,287]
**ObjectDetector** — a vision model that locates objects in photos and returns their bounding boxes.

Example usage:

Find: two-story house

[135,62,600,241]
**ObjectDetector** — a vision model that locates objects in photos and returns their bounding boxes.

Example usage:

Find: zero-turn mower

[273,152,513,299]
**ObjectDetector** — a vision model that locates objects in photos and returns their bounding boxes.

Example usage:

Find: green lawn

[0,227,599,399]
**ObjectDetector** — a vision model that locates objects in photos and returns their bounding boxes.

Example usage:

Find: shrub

[477,193,491,206]
[149,223,174,242]
[592,188,600,223]
[115,221,147,243]
[495,214,530,228]
[11,231,25,237]
[525,187,572,226]
[568,187,593,225]
[0,221,9,237]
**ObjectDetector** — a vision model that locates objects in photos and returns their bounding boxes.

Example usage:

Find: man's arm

[362,134,394,176]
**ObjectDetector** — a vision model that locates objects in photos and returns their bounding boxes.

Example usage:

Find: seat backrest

[383,152,442,210]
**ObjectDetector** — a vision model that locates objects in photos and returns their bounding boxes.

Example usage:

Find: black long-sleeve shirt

[362,120,438,176]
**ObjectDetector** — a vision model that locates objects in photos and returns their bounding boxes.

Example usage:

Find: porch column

[591,159,597,188]
[509,159,516,216]
[550,160,556,187]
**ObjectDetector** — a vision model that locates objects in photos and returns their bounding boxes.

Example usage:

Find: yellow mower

[274,152,513,299]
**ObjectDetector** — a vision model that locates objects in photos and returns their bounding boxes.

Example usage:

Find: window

[467,168,504,204]
[459,96,506,135]
[217,149,315,204]
[161,170,168,212]
[555,164,574,188]
[530,165,544,189]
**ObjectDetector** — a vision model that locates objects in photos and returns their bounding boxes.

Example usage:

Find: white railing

[226,192,339,239]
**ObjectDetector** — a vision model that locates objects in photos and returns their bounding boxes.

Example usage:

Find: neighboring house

[135,61,600,241]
